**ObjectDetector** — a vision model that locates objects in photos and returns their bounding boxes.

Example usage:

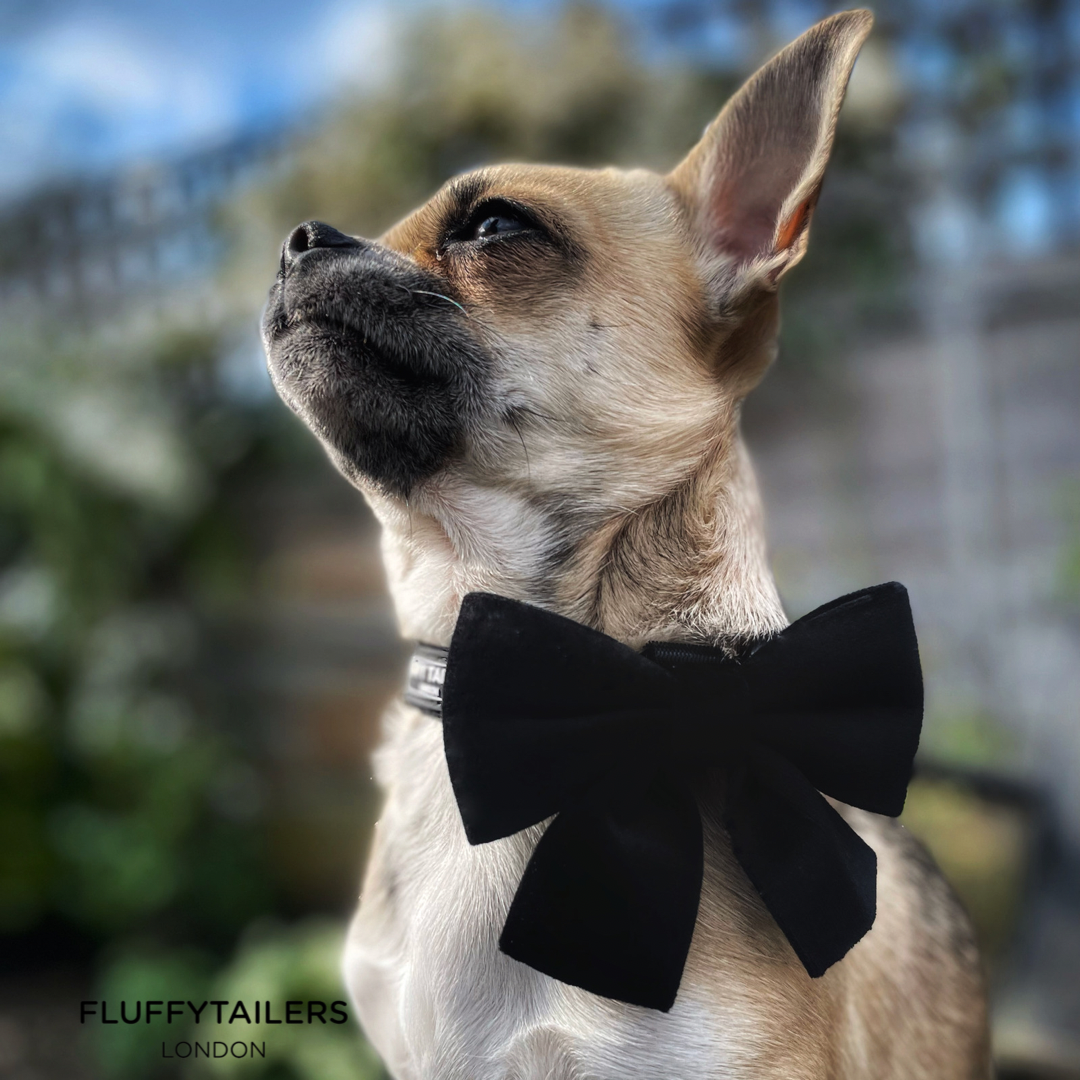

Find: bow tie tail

[498,771,703,1012]
[725,744,877,979]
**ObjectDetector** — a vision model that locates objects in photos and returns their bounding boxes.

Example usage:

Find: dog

[262,10,991,1077]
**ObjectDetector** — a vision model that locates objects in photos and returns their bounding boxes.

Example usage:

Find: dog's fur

[263,11,991,1078]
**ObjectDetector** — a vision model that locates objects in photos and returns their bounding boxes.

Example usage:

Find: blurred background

[0,0,1078,1077]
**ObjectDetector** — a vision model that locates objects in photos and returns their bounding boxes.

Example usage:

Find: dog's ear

[669,9,873,297]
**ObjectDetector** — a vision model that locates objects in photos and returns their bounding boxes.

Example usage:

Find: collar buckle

[405,643,448,716]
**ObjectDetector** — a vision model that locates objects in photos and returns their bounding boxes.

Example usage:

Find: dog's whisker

[398,284,468,317]
[515,406,562,424]
[507,413,531,482]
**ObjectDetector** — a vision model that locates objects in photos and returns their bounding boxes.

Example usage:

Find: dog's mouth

[281,311,454,385]
[262,226,490,498]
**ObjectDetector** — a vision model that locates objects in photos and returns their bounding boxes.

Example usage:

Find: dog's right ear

[668,10,873,303]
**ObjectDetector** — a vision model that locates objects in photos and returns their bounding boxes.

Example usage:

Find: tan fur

[283,10,993,1077]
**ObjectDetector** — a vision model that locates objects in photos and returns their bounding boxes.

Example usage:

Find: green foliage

[0,320,290,1080]
[187,920,386,1080]
[0,323,269,940]
[918,701,1016,769]
[85,922,386,1080]
[1056,477,1080,607]
[92,945,218,1078]
[902,778,1030,963]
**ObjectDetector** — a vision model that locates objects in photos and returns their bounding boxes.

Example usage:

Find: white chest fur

[343,703,768,1080]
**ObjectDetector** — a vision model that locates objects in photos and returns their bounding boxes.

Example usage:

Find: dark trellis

[0,132,286,328]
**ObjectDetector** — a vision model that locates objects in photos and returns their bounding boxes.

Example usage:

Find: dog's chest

[343,704,776,1080]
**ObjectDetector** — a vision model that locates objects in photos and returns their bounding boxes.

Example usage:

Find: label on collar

[405,644,448,716]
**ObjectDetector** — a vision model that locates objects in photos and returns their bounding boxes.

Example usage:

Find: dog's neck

[367,426,786,651]
[561,432,787,650]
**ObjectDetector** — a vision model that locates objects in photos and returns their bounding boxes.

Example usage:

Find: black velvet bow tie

[404,582,922,1012]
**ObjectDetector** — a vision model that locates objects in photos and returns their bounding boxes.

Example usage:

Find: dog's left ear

[669,9,873,296]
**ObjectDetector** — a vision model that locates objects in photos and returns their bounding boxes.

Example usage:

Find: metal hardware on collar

[405,644,448,716]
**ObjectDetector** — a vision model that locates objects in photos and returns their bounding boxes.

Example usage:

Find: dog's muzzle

[261,220,490,497]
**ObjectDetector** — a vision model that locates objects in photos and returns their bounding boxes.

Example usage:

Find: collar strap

[407,638,761,717]
[405,643,448,715]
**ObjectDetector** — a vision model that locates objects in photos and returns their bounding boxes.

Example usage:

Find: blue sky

[0,0,425,198]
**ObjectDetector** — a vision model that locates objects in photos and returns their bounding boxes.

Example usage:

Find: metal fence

[0,131,284,329]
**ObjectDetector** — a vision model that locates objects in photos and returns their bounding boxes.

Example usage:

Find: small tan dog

[263,10,990,1077]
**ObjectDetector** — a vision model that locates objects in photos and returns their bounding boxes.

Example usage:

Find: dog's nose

[281,220,361,270]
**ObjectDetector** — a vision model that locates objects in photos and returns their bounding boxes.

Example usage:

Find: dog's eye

[444,200,540,249]
[474,212,528,239]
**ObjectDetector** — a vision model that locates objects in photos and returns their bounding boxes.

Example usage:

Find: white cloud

[0,16,237,198]
[27,21,177,109]
[0,0,451,201]
[301,0,400,97]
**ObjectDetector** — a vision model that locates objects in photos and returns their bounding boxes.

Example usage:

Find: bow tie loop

[646,657,753,769]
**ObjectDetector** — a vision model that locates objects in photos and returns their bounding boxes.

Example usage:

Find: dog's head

[262,11,872,642]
